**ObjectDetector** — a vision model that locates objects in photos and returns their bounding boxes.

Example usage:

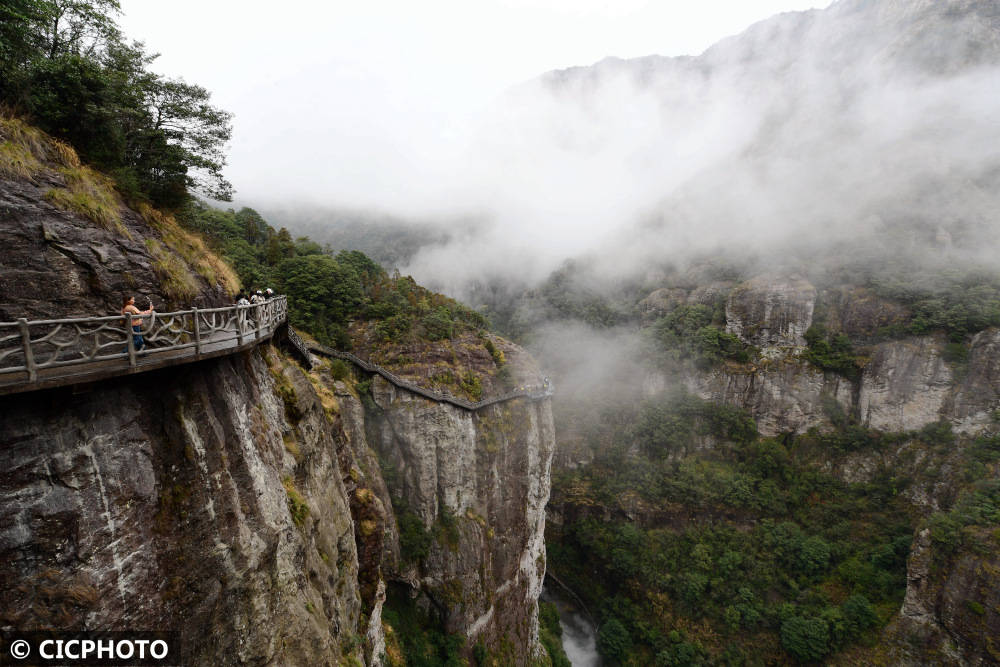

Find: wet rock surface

[726,274,817,354]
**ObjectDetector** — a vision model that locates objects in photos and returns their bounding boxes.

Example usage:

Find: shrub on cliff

[538,602,571,667]
[803,325,862,379]
[596,617,631,663]
[652,304,750,367]
[397,507,431,564]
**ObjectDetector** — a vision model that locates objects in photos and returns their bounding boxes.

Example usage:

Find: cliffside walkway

[306,342,554,411]
[0,297,287,396]
[0,297,553,409]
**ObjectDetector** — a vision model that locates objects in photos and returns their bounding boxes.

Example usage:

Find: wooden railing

[0,297,287,396]
[0,297,553,411]
[307,342,554,411]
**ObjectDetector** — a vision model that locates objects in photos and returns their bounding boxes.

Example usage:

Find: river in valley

[540,586,602,666]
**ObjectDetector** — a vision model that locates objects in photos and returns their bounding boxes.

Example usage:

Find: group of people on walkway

[236,288,274,306]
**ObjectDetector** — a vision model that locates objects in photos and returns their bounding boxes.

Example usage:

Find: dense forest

[178,202,488,348]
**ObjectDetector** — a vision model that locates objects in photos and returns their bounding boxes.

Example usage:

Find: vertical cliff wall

[0,348,363,665]
[365,377,554,659]
[298,335,557,665]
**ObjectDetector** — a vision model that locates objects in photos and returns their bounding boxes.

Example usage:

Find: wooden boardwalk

[0,298,287,396]
[307,342,554,411]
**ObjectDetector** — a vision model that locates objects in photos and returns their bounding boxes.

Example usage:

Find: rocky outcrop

[858,336,952,431]
[299,339,556,666]
[0,173,231,320]
[725,275,816,356]
[638,288,688,321]
[822,286,909,342]
[952,329,1000,433]
[687,358,850,435]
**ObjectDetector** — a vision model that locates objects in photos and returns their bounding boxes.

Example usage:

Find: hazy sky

[118,1,830,208]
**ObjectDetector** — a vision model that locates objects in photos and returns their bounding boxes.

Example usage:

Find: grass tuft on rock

[0,140,43,180]
[137,202,239,295]
[145,238,201,303]
[282,476,310,527]
[44,165,126,235]
[0,114,49,179]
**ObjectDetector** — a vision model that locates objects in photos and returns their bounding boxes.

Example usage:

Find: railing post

[18,318,36,383]
[124,314,136,368]
[236,306,244,346]
[192,307,201,357]
[255,303,262,341]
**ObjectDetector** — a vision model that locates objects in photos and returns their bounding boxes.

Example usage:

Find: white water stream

[541,587,601,666]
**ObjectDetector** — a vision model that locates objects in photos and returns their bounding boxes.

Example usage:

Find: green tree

[597,618,632,663]
[780,615,829,662]
[237,207,267,245]
[0,1,49,92]
[137,75,232,202]
[276,254,362,343]
[841,594,878,637]
[40,0,122,59]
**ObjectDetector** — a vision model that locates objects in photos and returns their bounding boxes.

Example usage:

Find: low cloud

[393,2,1000,295]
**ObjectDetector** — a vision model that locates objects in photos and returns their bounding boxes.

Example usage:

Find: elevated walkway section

[0,297,287,396]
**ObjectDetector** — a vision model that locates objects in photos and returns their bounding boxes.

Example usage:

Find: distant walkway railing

[307,342,553,411]
[0,296,287,396]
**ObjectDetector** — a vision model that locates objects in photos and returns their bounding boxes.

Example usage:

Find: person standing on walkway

[122,295,153,351]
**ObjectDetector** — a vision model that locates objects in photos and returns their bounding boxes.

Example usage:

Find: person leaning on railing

[121,295,153,351]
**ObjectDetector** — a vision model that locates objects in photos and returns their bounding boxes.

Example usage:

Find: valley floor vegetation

[547,391,1000,665]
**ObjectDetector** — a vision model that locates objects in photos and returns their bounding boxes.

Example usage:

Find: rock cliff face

[365,377,554,658]
[641,272,1000,663]
[878,528,1000,666]
[0,169,233,320]
[0,349,363,665]
[671,274,1000,438]
[303,325,556,663]
[725,275,816,356]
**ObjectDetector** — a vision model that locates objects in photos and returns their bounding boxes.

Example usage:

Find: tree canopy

[0,0,232,208]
